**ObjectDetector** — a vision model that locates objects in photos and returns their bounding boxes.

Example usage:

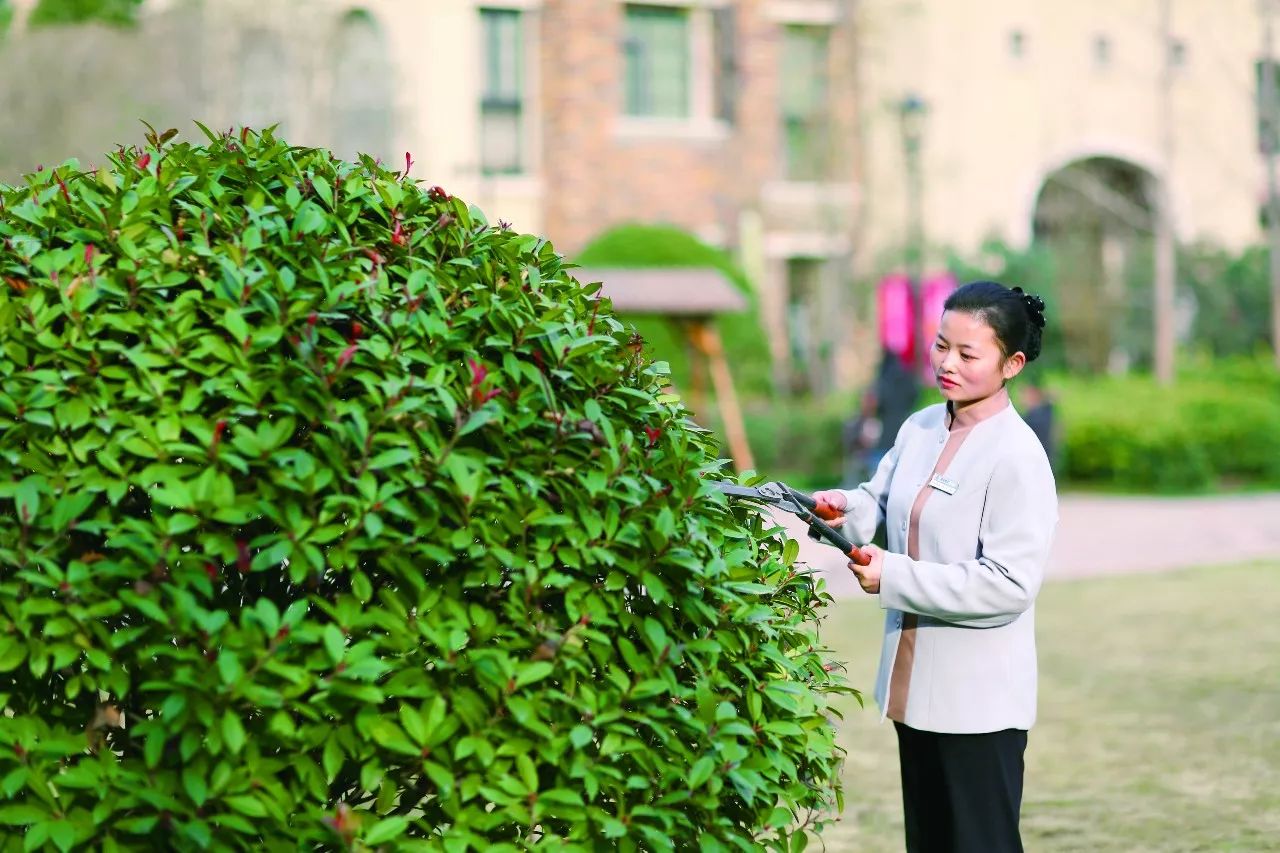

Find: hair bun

[1013,286,1046,329]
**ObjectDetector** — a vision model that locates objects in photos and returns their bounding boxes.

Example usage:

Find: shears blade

[710,482,768,500]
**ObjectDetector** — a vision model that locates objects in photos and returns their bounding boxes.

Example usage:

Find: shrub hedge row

[1055,358,1280,492]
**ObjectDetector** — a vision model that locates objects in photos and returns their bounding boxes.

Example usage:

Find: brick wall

[539,0,815,256]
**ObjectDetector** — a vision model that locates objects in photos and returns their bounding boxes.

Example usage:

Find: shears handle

[786,487,845,522]
[784,487,872,567]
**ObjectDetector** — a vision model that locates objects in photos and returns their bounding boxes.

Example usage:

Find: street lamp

[897,93,928,372]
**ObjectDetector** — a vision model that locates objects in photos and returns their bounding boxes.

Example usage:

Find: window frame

[779,22,833,182]
[616,0,733,141]
[479,7,528,176]
[623,4,692,119]
[763,0,841,25]
[1093,33,1112,69]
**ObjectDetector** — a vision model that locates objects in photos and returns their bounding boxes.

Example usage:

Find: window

[481,8,525,175]
[623,5,691,118]
[1257,60,1280,154]
[331,10,394,164]
[617,3,735,135]
[781,25,832,180]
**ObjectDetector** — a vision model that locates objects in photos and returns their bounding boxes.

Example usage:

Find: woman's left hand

[849,544,885,594]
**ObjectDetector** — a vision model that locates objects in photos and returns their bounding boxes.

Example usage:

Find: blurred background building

[862,0,1262,255]
[1,0,1279,481]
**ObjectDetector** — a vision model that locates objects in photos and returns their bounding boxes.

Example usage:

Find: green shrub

[575,224,774,399]
[1059,401,1216,492]
[28,0,143,27]
[0,128,849,849]
[1179,243,1274,359]
[742,397,857,493]
[1054,360,1280,492]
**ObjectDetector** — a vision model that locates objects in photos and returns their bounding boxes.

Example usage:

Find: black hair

[942,280,1046,363]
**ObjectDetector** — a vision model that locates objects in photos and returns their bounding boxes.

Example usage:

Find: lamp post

[1263,0,1280,371]
[897,93,928,373]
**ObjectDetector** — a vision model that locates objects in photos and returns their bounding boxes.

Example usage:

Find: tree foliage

[28,0,145,28]
[0,127,849,850]
[1178,242,1274,359]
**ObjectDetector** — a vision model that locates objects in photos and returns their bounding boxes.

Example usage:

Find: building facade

[530,0,863,393]
[855,0,1268,264]
[9,0,1267,386]
[190,0,1274,385]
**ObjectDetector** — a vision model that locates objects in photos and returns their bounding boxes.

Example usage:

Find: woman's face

[929,309,1025,405]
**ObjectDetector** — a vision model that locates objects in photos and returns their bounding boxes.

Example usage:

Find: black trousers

[894,722,1027,853]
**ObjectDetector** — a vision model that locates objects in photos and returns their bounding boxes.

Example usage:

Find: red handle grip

[786,486,871,566]
[812,496,844,522]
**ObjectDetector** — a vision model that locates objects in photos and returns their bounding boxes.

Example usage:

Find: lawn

[816,561,1280,852]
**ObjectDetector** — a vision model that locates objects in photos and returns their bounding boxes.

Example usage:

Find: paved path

[775,492,1280,599]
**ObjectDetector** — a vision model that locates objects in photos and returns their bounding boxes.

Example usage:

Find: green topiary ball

[0,127,849,850]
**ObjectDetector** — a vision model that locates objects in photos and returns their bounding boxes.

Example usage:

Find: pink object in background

[877,273,916,366]
[920,272,958,379]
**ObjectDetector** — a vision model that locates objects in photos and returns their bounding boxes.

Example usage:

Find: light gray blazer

[838,402,1058,734]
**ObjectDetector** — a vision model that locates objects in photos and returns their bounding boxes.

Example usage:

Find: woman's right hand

[809,490,849,526]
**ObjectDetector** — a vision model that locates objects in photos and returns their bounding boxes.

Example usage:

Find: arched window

[330,9,394,164]
[239,27,292,136]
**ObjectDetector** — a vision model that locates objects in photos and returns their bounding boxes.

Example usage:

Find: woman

[813,281,1058,853]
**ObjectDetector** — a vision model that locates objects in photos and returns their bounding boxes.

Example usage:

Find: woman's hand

[849,543,885,594]
[809,489,848,526]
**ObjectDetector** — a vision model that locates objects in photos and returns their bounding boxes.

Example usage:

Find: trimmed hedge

[0,128,850,849]
[1056,359,1280,492]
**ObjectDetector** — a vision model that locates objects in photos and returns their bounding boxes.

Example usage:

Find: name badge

[928,474,958,495]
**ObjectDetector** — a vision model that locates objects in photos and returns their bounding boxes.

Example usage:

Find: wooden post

[686,319,755,472]
[679,320,710,421]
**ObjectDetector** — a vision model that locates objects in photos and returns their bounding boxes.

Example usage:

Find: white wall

[857,0,1263,264]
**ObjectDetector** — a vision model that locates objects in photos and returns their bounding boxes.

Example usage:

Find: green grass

[818,562,1280,852]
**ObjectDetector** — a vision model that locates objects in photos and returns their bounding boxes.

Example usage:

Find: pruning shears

[712,481,872,567]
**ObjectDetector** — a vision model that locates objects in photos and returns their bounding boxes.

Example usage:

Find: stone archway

[1032,156,1158,373]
